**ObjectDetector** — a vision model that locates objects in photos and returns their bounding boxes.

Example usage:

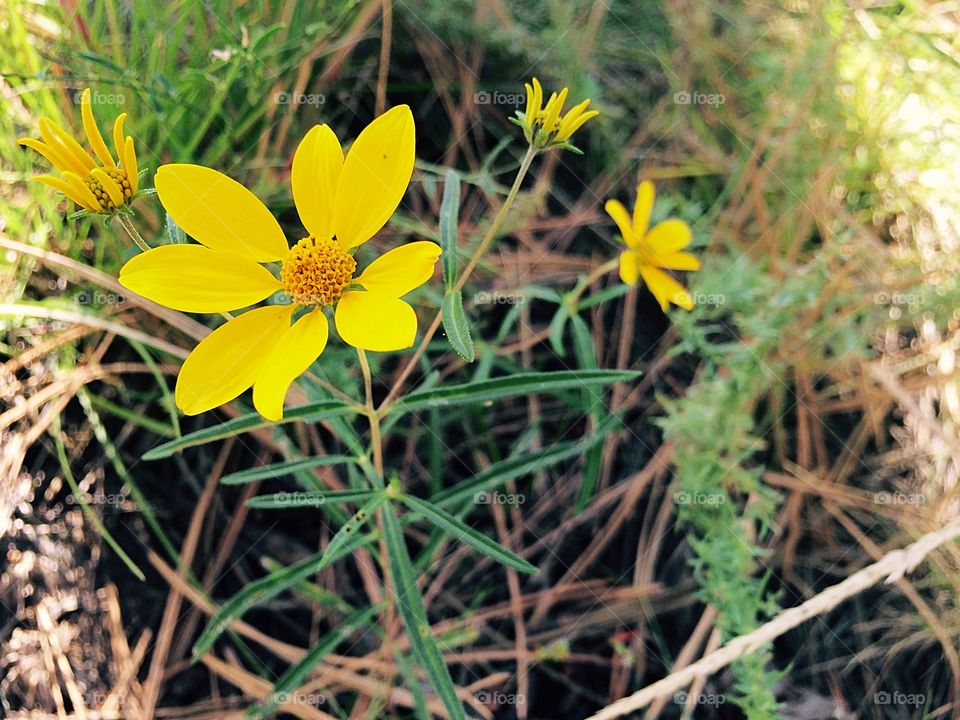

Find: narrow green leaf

[548,306,569,357]
[441,291,475,362]
[431,414,621,507]
[401,495,537,574]
[393,370,640,414]
[165,213,187,244]
[143,400,357,459]
[221,454,355,485]
[382,503,466,720]
[439,168,461,289]
[246,605,379,719]
[246,489,379,509]
[192,495,383,659]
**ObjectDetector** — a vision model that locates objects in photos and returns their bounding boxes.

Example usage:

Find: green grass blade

[246,489,380,509]
[392,370,640,414]
[381,502,466,720]
[192,496,384,659]
[401,495,537,574]
[221,455,357,485]
[245,604,380,719]
[143,400,357,459]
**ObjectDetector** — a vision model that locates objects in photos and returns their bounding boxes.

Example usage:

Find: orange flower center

[281,236,356,307]
[84,167,132,210]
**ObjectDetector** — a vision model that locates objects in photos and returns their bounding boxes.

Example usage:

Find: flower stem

[357,348,384,477]
[567,257,620,311]
[378,143,538,413]
[114,213,151,253]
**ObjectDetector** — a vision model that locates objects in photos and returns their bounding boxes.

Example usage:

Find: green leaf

[246,489,379,509]
[439,168,461,290]
[393,370,640,414]
[431,414,621,507]
[441,291,475,362]
[221,454,356,485]
[245,604,379,719]
[382,503,466,720]
[143,400,357,459]
[548,306,569,357]
[192,495,383,659]
[401,495,537,574]
[165,213,187,244]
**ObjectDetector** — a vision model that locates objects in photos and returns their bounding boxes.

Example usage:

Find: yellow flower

[514,77,599,152]
[605,180,700,311]
[18,88,139,213]
[118,105,441,421]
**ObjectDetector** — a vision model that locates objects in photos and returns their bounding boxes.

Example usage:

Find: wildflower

[513,77,599,152]
[18,88,139,213]
[605,180,700,311]
[119,105,440,421]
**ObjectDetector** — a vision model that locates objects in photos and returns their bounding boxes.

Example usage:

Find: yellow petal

[655,251,700,271]
[633,180,655,239]
[604,199,637,248]
[619,251,640,285]
[119,245,282,313]
[253,308,329,421]
[19,138,77,175]
[61,171,104,210]
[523,82,536,125]
[334,291,417,351]
[292,124,343,241]
[81,88,116,168]
[175,305,293,416]
[33,175,96,210]
[542,87,568,131]
[91,167,125,206]
[38,117,95,172]
[645,219,692,254]
[639,265,694,311]
[356,241,441,296]
[112,113,127,165]
[333,105,415,249]
[531,77,543,118]
[554,99,591,141]
[155,164,288,262]
[124,136,139,195]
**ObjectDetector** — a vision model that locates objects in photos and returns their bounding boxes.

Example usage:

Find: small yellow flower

[605,180,700,311]
[18,88,139,213]
[118,105,441,421]
[514,77,599,152]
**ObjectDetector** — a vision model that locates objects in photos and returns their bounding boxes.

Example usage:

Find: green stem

[114,213,151,253]
[378,143,539,413]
